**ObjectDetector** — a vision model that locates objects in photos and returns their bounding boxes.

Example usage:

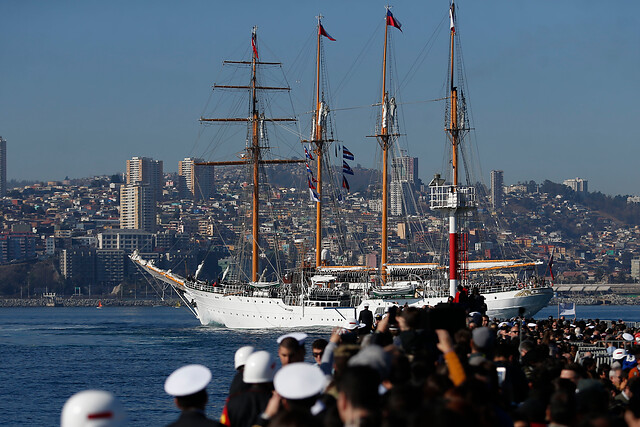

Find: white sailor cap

[364,303,369,308]
[527,323,537,328]
[273,362,325,400]
[342,318,364,330]
[235,345,255,369]
[623,333,634,342]
[277,332,308,345]
[613,348,627,360]
[164,364,212,397]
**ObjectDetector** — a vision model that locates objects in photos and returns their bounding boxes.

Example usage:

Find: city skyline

[1,1,638,195]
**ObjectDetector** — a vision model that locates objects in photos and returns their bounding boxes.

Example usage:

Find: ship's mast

[448,2,459,295]
[251,27,261,282]
[199,27,301,283]
[430,1,476,297]
[377,6,395,283]
[314,16,324,268]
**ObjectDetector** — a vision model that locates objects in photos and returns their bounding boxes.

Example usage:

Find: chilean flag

[386,10,402,32]
[342,176,350,192]
[309,188,321,202]
[343,161,354,175]
[343,146,354,160]
[319,24,336,41]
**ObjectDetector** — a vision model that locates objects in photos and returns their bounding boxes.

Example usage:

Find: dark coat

[167,409,222,427]
[358,308,374,331]
[223,385,272,427]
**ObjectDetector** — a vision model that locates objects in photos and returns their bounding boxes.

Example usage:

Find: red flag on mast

[319,24,336,41]
[251,32,259,59]
[386,10,402,32]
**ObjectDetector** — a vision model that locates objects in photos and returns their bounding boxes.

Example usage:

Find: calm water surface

[1,304,638,426]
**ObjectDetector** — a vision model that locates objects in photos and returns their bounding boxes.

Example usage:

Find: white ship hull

[183,286,552,328]
[131,255,553,328]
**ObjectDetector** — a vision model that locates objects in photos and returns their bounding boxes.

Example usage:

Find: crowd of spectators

[61,305,640,426]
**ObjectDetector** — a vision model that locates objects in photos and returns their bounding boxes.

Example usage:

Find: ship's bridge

[429,185,477,210]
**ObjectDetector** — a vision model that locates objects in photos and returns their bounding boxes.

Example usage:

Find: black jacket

[167,409,222,427]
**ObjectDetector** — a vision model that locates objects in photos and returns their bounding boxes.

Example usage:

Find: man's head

[273,363,326,412]
[243,351,277,384]
[336,366,381,423]
[61,390,126,427]
[278,337,305,366]
[560,363,584,385]
[609,367,624,389]
[311,338,328,364]
[164,364,212,411]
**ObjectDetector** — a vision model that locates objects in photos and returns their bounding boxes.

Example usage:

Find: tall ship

[132,6,553,328]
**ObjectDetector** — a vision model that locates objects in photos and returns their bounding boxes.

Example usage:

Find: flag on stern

[558,302,576,317]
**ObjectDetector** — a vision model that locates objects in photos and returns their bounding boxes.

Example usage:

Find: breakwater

[0,297,180,307]
[551,294,639,306]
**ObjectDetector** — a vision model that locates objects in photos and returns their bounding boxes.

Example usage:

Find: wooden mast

[314,16,324,268]
[447,2,459,295]
[379,6,392,283]
[251,27,261,282]
[199,27,301,283]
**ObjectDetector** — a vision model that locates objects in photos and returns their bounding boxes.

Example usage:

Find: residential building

[98,229,154,252]
[178,157,215,200]
[120,183,156,232]
[60,247,96,283]
[0,136,5,197]
[126,156,163,201]
[632,258,640,281]
[0,232,37,264]
[563,177,588,193]
[490,170,504,209]
[390,154,418,216]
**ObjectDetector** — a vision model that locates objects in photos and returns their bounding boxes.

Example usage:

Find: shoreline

[1,294,637,308]
[0,297,180,308]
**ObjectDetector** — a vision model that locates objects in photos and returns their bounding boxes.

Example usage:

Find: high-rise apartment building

[120,184,156,232]
[0,136,6,197]
[490,170,504,210]
[390,154,418,216]
[178,157,215,200]
[391,155,418,184]
[126,156,163,201]
[563,177,588,193]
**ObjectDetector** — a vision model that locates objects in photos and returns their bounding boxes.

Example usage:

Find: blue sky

[1,1,638,195]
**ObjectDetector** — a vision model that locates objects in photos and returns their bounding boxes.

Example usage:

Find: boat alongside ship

[131,5,552,328]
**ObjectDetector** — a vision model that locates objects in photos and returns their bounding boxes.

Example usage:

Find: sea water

[1,305,638,426]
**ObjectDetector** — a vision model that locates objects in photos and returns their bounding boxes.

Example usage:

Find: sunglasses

[312,352,323,358]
